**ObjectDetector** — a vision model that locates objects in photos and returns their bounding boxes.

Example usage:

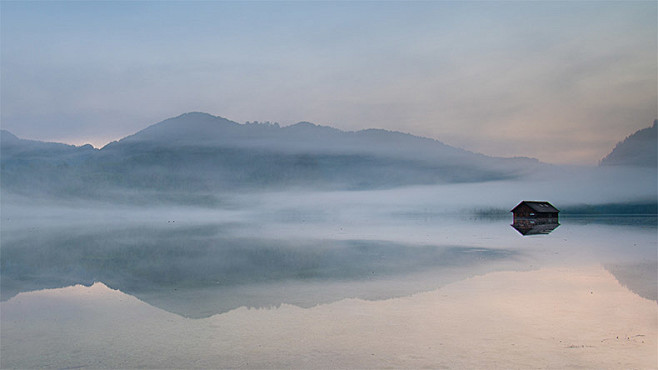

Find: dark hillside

[600,120,657,167]
[1,113,544,202]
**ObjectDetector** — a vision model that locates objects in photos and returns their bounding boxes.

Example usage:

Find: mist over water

[1,117,656,368]
[1,0,656,363]
[2,183,657,368]
[2,179,656,316]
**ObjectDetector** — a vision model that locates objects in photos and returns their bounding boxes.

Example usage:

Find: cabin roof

[511,201,559,213]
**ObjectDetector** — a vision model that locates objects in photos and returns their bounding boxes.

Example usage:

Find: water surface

[1,205,656,368]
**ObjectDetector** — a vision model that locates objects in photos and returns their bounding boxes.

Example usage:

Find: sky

[1,1,656,165]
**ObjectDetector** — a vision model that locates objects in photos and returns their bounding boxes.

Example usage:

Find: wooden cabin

[511,201,559,224]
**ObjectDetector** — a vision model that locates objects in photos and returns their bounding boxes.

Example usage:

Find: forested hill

[1,113,541,202]
[600,120,657,167]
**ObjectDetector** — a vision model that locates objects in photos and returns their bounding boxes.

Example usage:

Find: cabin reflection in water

[511,220,560,235]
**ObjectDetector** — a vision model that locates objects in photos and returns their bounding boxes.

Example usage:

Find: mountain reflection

[0,224,522,318]
[605,262,658,302]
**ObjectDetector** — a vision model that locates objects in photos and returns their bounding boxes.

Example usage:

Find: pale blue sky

[1,1,656,164]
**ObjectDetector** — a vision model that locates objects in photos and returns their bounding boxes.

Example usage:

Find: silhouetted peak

[291,121,318,128]
[600,120,657,167]
[118,112,240,144]
[164,112,236,126]
[77,144,96,151]
[176,112,216,119]
[285,121,340,132]
[0,129,97,157]
[1,129,20,142]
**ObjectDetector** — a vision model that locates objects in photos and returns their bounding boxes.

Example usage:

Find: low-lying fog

[1,158,656,370]
[3,164,655,226]
[1,164,656,319]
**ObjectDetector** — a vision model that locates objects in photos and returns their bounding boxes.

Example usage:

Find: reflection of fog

[1,224,524,318]
[1,200,656,318]
[561,216,658,228]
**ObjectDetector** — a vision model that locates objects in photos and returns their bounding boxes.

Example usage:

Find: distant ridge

[111,112,240,146]
[107,112,540,163]
[1,112,543,201]
[110,112,468,156]
[600,120,657,167]
[1,129,96,157]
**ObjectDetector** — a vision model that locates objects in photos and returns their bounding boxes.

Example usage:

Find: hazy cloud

[1,1,655,163]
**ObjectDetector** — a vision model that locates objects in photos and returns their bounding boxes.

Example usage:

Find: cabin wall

[512,204,558,223]
[512,204,533,221]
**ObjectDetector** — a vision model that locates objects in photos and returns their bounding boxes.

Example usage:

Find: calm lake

[1,200,656,368]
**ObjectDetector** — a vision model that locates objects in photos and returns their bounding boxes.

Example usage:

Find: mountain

[1,129,95,158]
[106,112,515,163]
[1,130,98,198]
[600,120,657,167]
[1,113,542,202]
